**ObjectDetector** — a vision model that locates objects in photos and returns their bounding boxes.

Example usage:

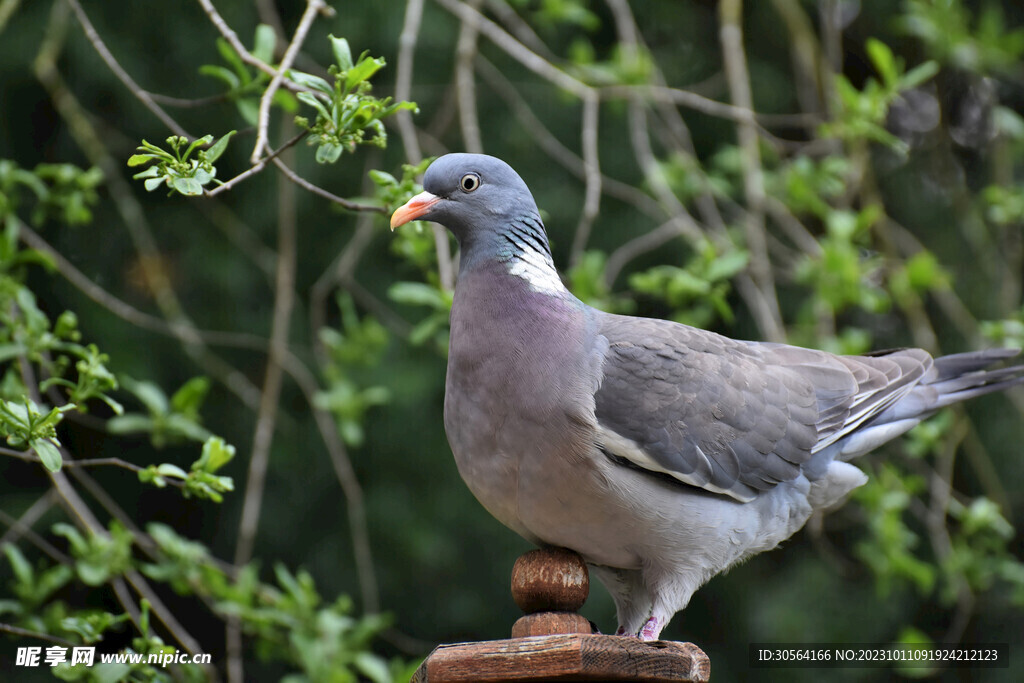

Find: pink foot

[638,616,662,641]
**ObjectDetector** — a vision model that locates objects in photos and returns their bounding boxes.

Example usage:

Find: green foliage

[368,158,433,213]
[388,281,453,352]
[567,251,634,313]
[902,0,1024,73]
[526,0,601,32]
[128,132,236,196]
[292,36,417,163]
[0,397,73,471]
[767,155,851,219]
[0,160,103,227]
[315,295,391,447]
[568,41,654,86]
[629,241,749,328]
[200,25,298,125]
[855,463,937,596]
[139,523,414,682]
[980,306,1024,348]
[794,206,889,315]
[53,521,134,587]
[138,436,236,503]
[108,376,213,447]
[982,183,1024,226]
[821,38,939,153]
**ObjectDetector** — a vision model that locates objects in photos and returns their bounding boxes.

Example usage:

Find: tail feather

[932,348,1021,381]
[869,348,1022,425]
[930,362,1024,409]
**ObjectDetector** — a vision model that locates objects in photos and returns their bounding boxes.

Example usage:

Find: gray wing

[593,313,934,503]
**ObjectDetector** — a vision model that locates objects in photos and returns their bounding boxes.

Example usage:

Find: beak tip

[389,191,441,233]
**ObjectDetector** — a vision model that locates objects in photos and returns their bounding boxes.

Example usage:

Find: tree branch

[251,0,331,163]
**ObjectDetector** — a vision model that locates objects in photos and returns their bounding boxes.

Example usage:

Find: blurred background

[1,0,1023,681]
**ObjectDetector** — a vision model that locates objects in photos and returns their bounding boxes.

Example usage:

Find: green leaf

[866,38,898,87]
[121,377,169,414]
[289,71,333,95]
[215,37,250,83]
[155,463,189,480]
[126,154,155,167]
[388,281,450,310]
[346,54,386,91]
[900,60,940,90]
[31,437,62,472]
[237,98,259,126]
[143,177,165,192]
[204,130,236,164]
[2,543,33,586]
[252,24,276,64]
[183,134,214,161]
[354,651,392,683]
[198,64,241,89]
[171,176,204,196]
[106,414,155,434]
[705,250,750,282]
[192,436,236,473]
[296,91,332,121]
[329,34,354,71]
[132,166,160,179]
[315,142,345,164]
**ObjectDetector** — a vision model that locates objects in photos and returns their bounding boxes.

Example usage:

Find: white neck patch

[506,239,566,295]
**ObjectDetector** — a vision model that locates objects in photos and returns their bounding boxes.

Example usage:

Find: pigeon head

[390,154,542,248]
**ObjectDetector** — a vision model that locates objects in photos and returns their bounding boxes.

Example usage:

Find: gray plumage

[390,153,1024,640]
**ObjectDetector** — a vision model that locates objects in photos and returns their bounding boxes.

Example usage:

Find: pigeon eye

[460,173,481,192]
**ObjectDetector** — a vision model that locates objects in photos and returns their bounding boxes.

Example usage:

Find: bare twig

[455,0,485,153]
[196,0,307,94]
[720,0,784,342]
[433,0,590,98]
[280,352,380,614]
[0,493,67,563]
[16,219,271,353]
[604,218,691,287]
[230,124,298,683]
[395,0,425,162]
[66,0,192,139]
[0,623,77,648]
[148,91,232,108]
[208,130,308,197]
[34,4,264,411]
[311,156,383,360]
[1,448,183,484]
[254,0,287,48]
[482,0,556,59]
[251,0,330,163]
[235,130,298,569]
[394,0,455,290]
[569,92,601,265]
[270,156,386,212]
[476,56,663,220]
[625,103,704,247]
[0,0,23,34]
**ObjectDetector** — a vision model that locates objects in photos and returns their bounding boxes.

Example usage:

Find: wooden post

[412,547,711,682]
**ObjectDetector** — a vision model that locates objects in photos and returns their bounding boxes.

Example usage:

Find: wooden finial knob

[510,547,592,637]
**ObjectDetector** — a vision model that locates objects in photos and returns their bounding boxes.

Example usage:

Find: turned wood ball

[510,547,589,614]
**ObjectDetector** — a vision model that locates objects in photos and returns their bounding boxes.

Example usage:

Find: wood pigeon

[391,153,1024,640]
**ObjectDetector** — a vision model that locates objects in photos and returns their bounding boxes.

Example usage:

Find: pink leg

[638,616,664,641]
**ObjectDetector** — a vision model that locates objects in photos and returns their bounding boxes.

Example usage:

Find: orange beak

[390,191,442,230]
